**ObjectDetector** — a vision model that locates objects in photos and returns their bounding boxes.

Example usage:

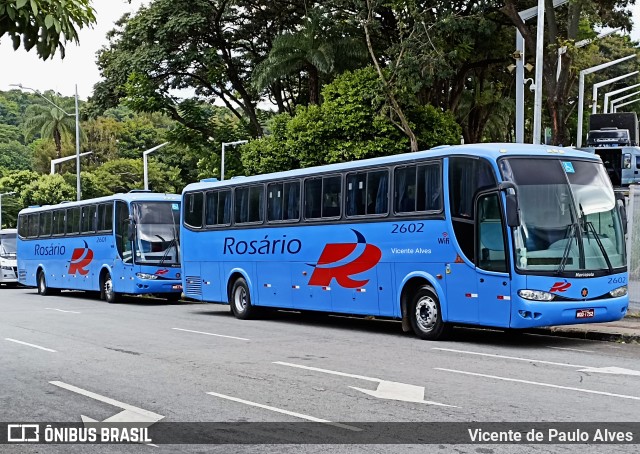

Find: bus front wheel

[102,272,121,304]
[409,286,450,340]
[230,277,255,320]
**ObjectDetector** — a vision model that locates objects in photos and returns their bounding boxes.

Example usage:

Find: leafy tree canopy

[0,0,96,59]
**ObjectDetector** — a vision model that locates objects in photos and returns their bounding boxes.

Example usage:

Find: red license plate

[172,284,183,290]
[576,308,595,319]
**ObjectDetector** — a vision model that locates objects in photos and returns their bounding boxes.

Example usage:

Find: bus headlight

[518,289,555,301]
[609,285,628,298]
[136,273,158,280]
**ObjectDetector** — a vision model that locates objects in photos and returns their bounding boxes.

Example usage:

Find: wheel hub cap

[415,296,438,332]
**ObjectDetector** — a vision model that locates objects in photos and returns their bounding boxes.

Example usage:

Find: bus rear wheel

[37,271,58,296]
[409,286,450,340]
[102,272,121,304]
[230,277,256,320]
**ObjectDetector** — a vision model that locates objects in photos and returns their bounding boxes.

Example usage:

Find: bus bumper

[509,296,628,329]
[133,277,183,294]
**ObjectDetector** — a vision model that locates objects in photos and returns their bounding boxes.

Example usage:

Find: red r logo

[549,281,571,293]
[68,241,94,276]
[308,230,382,288]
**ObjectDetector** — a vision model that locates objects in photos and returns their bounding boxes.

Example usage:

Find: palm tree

[23,95,78,158]
[253,12,366,105]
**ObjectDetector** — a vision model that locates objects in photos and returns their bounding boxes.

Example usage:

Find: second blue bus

[17,192,182,303]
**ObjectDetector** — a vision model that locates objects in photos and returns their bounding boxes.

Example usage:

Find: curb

[526,327,640,343]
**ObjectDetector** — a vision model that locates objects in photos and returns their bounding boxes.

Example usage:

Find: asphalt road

[0,286,639,453]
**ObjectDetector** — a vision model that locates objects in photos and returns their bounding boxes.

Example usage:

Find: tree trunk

[307,64,320,105]
[53,129,62,159]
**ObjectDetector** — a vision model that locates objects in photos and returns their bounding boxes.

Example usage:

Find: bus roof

[184,143,600,192]
[18,192,181,215]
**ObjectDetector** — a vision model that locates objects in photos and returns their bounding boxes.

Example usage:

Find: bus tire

[166,293,182,303]
[230,277,255,320]
[37,271,58,296]
[409,286,450,340]
[102,272,121,304]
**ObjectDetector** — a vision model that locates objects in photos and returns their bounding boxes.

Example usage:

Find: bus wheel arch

[36,267,58,296]
[228,274,257,320]
[400,275,450,340]
[100,269,120,304]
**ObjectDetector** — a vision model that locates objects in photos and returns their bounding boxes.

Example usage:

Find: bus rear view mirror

[505,194,520,228]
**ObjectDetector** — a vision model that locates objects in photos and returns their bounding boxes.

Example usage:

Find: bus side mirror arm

[498,182,521,228]
[618,200,628,234]
[127,219,136,241]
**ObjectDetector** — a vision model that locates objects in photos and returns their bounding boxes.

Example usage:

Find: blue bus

[17,192,182,303]
[180,143,629,340]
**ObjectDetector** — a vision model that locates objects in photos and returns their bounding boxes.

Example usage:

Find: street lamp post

[576,54,636,148]
[11,83,83,200]
[51,152,93,174]
[0,191,16,230]
[532,0,546,144]
[221,140,248,181]
[610,91,640,113]
[613,97,640,112]
[513,0,568,143]
[604,83,640,113]
[143,143,169,191]
[592,71,639,113]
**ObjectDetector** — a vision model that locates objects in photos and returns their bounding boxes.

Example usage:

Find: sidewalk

[530,315,640,343]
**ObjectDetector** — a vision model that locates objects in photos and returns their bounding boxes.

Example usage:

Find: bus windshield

[131,202,180,266]
[0,234,17,258]
[500,158,626,274]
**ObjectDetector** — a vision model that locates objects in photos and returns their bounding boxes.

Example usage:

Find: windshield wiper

[557,223,577,275]
[159,238,177,266]
[585,221,613,273]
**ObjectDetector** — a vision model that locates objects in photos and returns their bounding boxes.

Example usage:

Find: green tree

[0,141,33,171]
[21,174,75,206]
[0,170,39,227]
[23,94,78,158]
[241,67,461,175]
[253,11,367,105]
[88,158,181,195]
[502,0,636,145]
[0,0,96,60]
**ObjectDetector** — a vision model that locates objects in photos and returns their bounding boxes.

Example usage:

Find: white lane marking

[546,346,595,353]
[206,391,360,431]
[274,361,380,382]
[46,308,81,314]
[435,368,640,401]
[432,347,587,368]
[275,361,455,407]
[50,381,164,422]
[172,328,249,341]
[578,366,640,377]
[5,338,56,352]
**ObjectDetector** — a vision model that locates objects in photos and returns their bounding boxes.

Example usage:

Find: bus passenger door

[113,201,135,294]
[475,192,511,327]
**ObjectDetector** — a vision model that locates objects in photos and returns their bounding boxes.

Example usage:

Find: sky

[0,0,640,100]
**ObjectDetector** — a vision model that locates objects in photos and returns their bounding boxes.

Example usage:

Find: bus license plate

[576,309,594,319]
[172,284,183,290]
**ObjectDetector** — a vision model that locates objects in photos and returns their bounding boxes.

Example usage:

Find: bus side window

[66,208,80,235]
[304,178,322,219]
[267,183,284,221]
[185,192,203,228]
[321,176,341,218]
[27,214,39,238]
[476,193,507,273]
[394,166,417,213]
[81,205,97,234]
[283,181,300,221]
[39,212,52,238]
[18,214,28,238]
